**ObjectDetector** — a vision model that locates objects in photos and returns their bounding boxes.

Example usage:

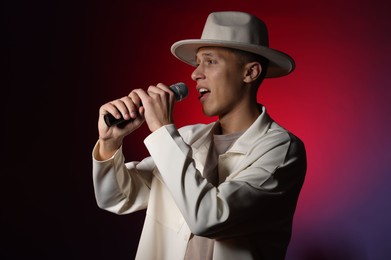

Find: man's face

[192,47,248,118]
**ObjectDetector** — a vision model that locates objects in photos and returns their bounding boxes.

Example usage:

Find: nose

[191,65,204,82]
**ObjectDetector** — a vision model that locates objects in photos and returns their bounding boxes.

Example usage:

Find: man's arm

[92,141,155,215]
[144,125,306,239]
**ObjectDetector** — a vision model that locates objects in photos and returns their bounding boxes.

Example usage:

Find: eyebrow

[195,52,218,62]
[200,52,214,57]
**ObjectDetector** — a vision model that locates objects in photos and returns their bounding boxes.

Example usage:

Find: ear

[243,62,262,83]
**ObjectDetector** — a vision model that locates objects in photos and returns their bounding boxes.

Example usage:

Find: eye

[205,58,216,65]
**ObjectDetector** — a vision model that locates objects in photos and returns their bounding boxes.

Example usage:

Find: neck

[218,102,260,135]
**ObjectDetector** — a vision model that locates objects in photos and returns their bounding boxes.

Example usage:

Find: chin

[202,108,213,117]
[202,108,218,118]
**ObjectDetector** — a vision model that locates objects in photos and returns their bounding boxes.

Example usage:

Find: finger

[146,85,173,106]
[122,92,141,119]
[114,98,134,120]
[132,88,152,106]
[155,82,170,92]
[156,83,175,102]
[128,91,142,107]
[102,96,135,121]
[99,102,123,120]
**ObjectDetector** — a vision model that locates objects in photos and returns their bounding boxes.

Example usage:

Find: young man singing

[92,11,306,260]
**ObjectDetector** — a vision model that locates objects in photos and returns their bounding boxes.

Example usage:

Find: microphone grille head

[170,82,188,101]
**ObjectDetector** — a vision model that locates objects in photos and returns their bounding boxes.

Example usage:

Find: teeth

[199,88,209,93]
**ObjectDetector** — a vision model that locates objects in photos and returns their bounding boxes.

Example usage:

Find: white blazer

[92,106,306,260]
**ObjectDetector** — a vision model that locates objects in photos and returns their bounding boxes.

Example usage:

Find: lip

[198,92,210,102]
[196,85,210,102]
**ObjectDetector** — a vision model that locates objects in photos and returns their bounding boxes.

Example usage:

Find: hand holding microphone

[97,83,188,160]
[104,82,188,127]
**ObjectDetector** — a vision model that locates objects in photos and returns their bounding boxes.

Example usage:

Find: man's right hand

[96,91,145,160]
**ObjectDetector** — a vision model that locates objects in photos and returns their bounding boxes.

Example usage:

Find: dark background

[4,0,391,259]
[4,1,146,259]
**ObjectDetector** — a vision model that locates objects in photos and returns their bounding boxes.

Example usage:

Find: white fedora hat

[171,11,295,78]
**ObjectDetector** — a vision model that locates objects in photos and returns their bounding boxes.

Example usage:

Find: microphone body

[104,82,188,127]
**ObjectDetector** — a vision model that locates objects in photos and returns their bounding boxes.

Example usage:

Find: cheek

[227,64,245,85]
[219,70,245,97]
[214,83,243,109]
[213,67,241,87]
[208,63,244,101]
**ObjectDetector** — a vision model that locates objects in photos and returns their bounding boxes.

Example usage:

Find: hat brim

[171,39,295,78]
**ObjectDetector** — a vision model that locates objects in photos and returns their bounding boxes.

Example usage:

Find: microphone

[104,82,188,127]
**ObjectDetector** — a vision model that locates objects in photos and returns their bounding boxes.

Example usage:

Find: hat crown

[170,11,295,78]
[201,11,269,48]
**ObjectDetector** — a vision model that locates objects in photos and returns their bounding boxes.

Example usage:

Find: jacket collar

[228,105,272,154]
[192,104,272,156]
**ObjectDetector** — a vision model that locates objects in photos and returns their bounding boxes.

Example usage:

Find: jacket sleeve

[92,141,155,215]
[144,125,306,239]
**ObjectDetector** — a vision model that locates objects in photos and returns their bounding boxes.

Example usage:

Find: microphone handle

[104,113,128,127]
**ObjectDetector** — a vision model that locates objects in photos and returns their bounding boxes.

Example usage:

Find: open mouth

[198,88,210,99]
